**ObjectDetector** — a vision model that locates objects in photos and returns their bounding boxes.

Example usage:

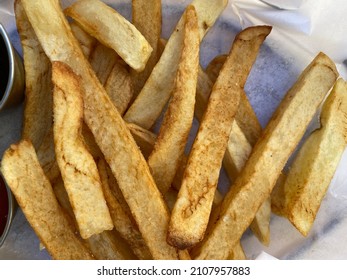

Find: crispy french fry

[228,242,246,260]
[105,60,134,116]
[205,54,227,84]
[52,177,137,260]
[65,0,152,71]
[22,0,188,259]
[70,21,96,59]
[0,140,94,260]
[131,0,162,97]
[194,52,338,259]
[15,0,52,150]
[124,0,228,129]
[168,26,271,249]
[148,5,199,194]
[97,158,152,260]
[283,78,347,236]
[270,173,287,216]
[52,61,113,239]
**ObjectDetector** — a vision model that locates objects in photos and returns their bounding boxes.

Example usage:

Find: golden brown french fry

[22,0,189,259]
[228,242,246,260]
[205,54,227,83]
[131,0,162,97]
[70,21,96,59]
[97,158,152,260]
[0,140,94,260]
[52,177,137,260]
[194,52,338,259]
[52,61,113,239]
[148,5,200,194]
[168,26,271,249]
[65,0,152,71]
[15,0,52,151]
[124,0,228,129]
[270,173,287,216]
[283,78,347,236]
[104,60,134,116]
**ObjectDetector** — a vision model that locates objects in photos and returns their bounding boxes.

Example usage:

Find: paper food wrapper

[0,0,347,260]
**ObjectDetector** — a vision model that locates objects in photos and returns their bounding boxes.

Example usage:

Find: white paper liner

[1,0,347,260]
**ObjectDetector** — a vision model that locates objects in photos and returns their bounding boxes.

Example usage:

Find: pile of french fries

[1,0,346,260]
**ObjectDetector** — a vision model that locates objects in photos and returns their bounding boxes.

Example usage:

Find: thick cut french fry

[131,0,162,97]
[22,0,189,259]
[65,0,152,71]
[194,52,338,259]
[205,54,227,84]
[124,0,228,129]
[127,122,156,159]
[52,61,113,239]
[70,21,96,59]
[104,61,134,116]
[168,26,271,249]
[148,5,199,194]
[15,0,52,151]
[97,158,152,260]
[283,78,347,236]
[0,140,94,260]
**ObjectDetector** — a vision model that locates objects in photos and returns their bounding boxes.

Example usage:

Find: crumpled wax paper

[0,0,347,260]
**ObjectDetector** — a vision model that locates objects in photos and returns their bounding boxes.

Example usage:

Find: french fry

[283,78,347,236]
[70,21,96,59]
[127,122,156,159]
[65,0,152,71]
[52,177,136,260]
[0,140,94,260]
[22,0,189,259]
[131,0,162,97]
[52,61,113,239]
[15,0,52,151]
[194,52,338,259]
[168,26,271,249]
[97,158,152,260]
[205,54,227,84]
[104,61,134,116]
[124,0,228,129]
[148,5,200,194]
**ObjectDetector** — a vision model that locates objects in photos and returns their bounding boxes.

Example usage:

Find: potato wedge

[283,78,347,236]
[148,5,200,194]
[52,61,113,239]
[15,0,52,151]
[168,26,271,249]
[70,21,96,59]
[65,0,152,71]
[22,0,188,259]
[0,140,94,260]
[124,0,228,129]
[194,52,338,259]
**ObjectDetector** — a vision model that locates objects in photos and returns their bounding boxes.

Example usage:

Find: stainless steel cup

[0,23,25,111]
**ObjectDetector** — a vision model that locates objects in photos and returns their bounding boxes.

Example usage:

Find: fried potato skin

[0,140,94,260]
[195,52,338,259]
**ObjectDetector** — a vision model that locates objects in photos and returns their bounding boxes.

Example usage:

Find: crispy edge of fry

[22,0,188,259]
[15,0,53,151]
[168,26,271,250]
[65,0,152,71]
[194,52,338,259]
[131,0,162,97]
[124,0,228,129]
[148,5,200,194]
[0,140,94,260]
[97,158,153,260]
[283,78,347,236]
[52,61,113,239]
